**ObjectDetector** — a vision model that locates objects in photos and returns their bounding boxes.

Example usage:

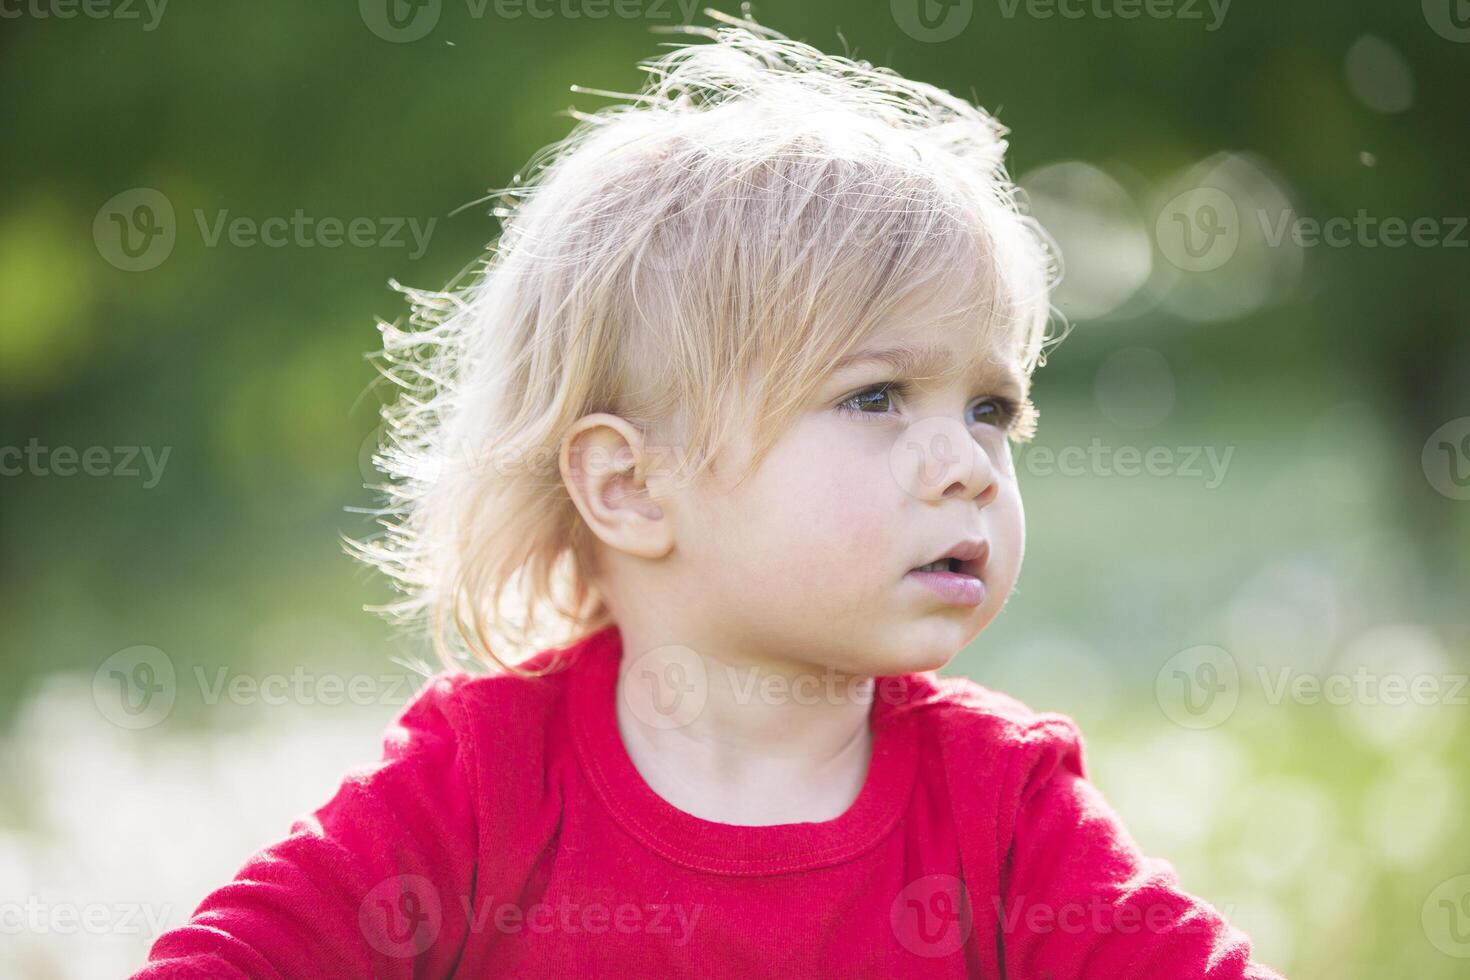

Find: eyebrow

[827,341,1026,396]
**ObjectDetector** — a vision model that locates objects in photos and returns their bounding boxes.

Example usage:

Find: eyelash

[836,380,1022,432]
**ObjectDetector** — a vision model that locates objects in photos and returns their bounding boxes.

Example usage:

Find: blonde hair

[349,7,1062,675]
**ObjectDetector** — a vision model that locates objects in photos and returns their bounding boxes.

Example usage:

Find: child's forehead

[827,333,1028,395]
[818,245,1035,395]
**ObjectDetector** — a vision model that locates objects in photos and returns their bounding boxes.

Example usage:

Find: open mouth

[908,539,988,583]
[911,557,963,574]
[906,554,986,606]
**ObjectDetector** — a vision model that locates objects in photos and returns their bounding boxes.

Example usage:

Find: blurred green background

[2,2,1467,976]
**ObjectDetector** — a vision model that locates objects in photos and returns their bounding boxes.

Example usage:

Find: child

[135,9,1283,978]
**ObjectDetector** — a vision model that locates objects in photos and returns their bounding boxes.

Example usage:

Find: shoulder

[373,646,583,814]
[886,669,1089,784]
[397,646,578,745]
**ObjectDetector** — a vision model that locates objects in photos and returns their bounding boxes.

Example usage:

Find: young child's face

[663,313,1026,678]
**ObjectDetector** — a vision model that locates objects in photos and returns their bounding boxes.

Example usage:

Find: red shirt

[133,624,1283,978]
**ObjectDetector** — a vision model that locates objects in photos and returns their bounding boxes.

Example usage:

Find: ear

[559,413,673,560]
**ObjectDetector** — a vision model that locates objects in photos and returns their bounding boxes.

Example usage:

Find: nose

[894,416,998,505]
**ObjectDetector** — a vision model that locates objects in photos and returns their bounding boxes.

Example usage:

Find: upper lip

[912,539,989,578]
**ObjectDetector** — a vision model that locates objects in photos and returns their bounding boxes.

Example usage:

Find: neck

[612,626,878,825]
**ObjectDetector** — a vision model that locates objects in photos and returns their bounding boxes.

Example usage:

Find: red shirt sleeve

[130,672,478,979]
[998,718,1284,979]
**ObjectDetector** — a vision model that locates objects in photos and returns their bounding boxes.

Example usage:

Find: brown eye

[839,383,905,417]
[851,387,893,412]
[970,397,1014,428]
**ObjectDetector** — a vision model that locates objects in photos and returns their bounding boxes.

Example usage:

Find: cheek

[988,481,1026,579]
[723,423,900,587]
[794,482,895,571]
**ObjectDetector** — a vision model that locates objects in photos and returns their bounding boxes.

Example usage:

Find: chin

[875,629,965,676]
[898,607,998,674]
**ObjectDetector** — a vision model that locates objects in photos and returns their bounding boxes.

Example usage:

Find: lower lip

[906,569,986,607]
